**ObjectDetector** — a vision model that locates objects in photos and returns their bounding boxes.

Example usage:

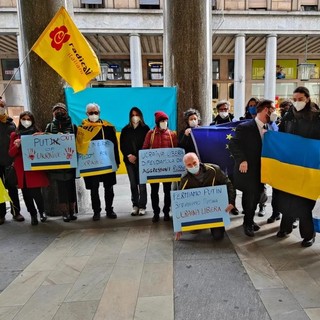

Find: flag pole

[0,48,33,98]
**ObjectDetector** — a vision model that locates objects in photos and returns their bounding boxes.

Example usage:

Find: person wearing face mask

[178,108,201,154]
[120,107,150,216]
[9,112,49,225]
[45,102,78,222]
[0,99,25,225]
[276,86,320,247]
[243,97,259,120]
[211,100,234,125]
[142,111,178,222]
[77,103,120,221]
[176,152,235,240]
[229,99,276,237]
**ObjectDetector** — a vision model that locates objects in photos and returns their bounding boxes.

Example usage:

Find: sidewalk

[0,175,319,320]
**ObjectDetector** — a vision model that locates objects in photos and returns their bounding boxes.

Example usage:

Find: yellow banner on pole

[0,179,11,204]
[32,7,100,92]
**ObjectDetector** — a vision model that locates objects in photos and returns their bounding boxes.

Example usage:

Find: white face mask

[159,121,167,130]
[293,101,306,112]
[188,120,198,128]
[219,112,229,119]
[88,114,99,122]
[21,120,32,128]
[187,164,200,175]
[269,112,278,122]
[0,108,5,115]
[131,116,140,124]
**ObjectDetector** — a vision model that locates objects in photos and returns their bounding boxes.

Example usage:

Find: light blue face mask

[187,164,200,175]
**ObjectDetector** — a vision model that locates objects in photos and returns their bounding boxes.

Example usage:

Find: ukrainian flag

[261,131,320,200]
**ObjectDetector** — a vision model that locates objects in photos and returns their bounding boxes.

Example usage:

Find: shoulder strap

[150,130,156,149]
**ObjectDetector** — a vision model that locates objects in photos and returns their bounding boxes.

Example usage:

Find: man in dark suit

[229,99,276,237]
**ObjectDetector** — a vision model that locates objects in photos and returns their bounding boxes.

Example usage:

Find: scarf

[0,114,7,123]
[76,119,112,155]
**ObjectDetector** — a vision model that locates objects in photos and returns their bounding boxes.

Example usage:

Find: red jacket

[9,132,49,189]
[142,127,177,149]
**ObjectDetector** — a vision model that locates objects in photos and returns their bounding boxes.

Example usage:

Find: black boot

[31,215,38,226]
[152,213,160,223]
[39,212,47,222]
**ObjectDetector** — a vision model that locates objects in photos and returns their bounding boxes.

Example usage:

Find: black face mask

[55,112,67,121]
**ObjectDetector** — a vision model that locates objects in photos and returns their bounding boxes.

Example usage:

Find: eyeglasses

[88,111,99,115]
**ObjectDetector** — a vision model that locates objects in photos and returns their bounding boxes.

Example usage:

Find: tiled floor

[0,177,319,320]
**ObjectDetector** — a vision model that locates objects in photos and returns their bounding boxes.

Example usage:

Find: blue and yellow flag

[0,179,10,204]
[261,131,320,200]
[32,7,100,92]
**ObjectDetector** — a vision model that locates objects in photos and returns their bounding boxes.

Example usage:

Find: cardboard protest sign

[171,185,230,232]
[139,148,185,184]
[76,139,117,177]
[21,134,77,171]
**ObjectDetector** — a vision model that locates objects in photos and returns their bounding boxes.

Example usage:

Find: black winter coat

[79,121,120,189]
[178,127,197,154]
[120,123,150,164]
[0,117,15,166]
[44,116,77,181]
[228,119,264,193]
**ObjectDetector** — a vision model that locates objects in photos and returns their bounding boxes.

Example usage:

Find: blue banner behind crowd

[65,87,177,132]
[192,121,247,176]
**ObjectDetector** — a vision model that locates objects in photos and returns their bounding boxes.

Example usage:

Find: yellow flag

[32,7,101,93]
[0,179,11,204]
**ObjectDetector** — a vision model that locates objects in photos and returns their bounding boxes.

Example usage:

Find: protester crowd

[0,86,319,247]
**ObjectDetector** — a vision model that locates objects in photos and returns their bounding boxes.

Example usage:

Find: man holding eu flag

[229,99,277,237]
[276,86,320,247]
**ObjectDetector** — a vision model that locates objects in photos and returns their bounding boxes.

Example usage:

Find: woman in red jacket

[142,111,177,222]
[9,111,49,225]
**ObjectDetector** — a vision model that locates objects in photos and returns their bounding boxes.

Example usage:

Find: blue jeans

[125,163,147,209]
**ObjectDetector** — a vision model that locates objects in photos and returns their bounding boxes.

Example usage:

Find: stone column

[129,33,143,87]
[234,33,246,120]
[163,0,212,128]
[17,0,77,216]
[264,34,277,101]
[16,33,29,111]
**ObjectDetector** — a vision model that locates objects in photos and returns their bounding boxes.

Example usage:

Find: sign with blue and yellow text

[171,185,230,232]
[21,134,77,171]
[139,148,185,184]
[76,139,117,177]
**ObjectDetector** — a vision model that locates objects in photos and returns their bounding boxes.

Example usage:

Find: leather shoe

[152,214,160,223]
[39,212,47,223]
[63,215,70,222]
[258,205,266,217]
[92,212,100,221]
[292,219,298,229]
[13,213,25,222]
[211,227,225,240]
[230,208,239,215]
[107,211,117,219]
[301,237,315,247]
[0,217,5,225]
[163,214,171,221]
[243,224,254,237]
[276,230,291,238]
[267,215,280,223]
[253,223,260,231]
[31,216,38,226]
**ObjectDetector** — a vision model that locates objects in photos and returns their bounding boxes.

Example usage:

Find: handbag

[313,216,320,233]
[4,164,18,188]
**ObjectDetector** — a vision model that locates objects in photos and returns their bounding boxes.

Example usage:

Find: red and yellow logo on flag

[32,7,100,92]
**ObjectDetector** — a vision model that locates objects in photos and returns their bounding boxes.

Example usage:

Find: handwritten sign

[76,139,117,177]
[171,185,230,232]
[139,148,185,184]
[21,134,77,171]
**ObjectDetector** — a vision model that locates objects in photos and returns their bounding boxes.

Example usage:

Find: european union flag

[191,121,247,176]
